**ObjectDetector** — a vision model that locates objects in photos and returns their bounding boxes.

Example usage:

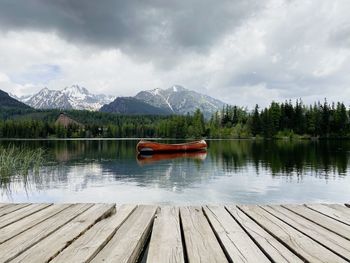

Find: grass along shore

[0,145,44,184]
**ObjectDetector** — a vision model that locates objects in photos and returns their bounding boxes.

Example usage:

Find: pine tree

[251,104,261,136]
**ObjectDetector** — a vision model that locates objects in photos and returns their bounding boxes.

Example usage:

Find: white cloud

[0,31,160,96]
[0,0,350,108]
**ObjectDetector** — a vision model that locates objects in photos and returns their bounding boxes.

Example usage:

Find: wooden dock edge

[0,203,349,262]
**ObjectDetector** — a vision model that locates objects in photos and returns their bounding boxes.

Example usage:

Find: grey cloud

[230,64,349,101]
[1,0,350,108]
[0,0,263,65]
[329,23,350,48]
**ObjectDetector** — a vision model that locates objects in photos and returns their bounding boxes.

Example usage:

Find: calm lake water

[1,139,350,204]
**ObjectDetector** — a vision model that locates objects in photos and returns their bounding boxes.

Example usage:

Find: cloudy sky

[0,0,350,107]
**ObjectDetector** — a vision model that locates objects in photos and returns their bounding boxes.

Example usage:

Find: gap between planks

[0,203,349,263]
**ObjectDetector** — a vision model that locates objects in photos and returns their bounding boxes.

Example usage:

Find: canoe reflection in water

[136,151,207,166]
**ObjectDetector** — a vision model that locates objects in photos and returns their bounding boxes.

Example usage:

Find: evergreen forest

[0,100,349,139]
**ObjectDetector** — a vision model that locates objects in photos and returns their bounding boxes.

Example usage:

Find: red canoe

[136,140,207,153]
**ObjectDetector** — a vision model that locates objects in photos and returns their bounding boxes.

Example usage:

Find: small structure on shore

[55,113,84,128]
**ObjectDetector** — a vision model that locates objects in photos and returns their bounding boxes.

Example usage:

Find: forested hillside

[0,89,31,110]
[0,99,349,139]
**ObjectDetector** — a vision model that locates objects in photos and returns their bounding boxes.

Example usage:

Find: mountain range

[8,85,226,117]
[12,85,115,111]
[137,85,225,117]
[100,97,173,115]
[102,85,225,117]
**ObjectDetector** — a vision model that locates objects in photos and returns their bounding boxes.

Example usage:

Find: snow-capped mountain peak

[150,88,161,96]
[13,85,115,111]
[9,84,225,117]
[135,85,225,118]
[171,85,184,92]
[62,85,89,99]
[39,87,50,95]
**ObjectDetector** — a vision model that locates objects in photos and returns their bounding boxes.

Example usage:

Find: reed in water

[0,145,44,183]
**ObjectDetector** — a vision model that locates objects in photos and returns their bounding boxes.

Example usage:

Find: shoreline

[0,136,350,141]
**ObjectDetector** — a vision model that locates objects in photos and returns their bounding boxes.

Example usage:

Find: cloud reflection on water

[1,139,350,204]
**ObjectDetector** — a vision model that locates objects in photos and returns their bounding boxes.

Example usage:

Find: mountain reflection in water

[0,139,349,204]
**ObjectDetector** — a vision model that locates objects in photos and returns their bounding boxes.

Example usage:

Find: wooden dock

[0,203,349,262]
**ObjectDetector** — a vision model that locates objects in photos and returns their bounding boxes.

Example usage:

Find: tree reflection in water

[0,139,349,199]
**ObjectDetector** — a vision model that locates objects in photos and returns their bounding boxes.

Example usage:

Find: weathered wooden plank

[11,204,115,263]
[0,203,51,229]
[147,206,184,263]
[226,205,304,263]
[0,203,11,210]
[306,204,350,226]
[51,204,137,263]
[238,205,347,263]
[204,206,270,263]
[327,204,350,215]
[0,203,93,262]
[0,203,71,244]
[0,202,347,263]
[0,204,13,214]
[0,203,30,217]
[283,204,350,240]
[91,205,157,263]
[263,205,350,260]
[180,206,227,263]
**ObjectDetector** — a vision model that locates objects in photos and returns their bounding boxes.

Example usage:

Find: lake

[0,139,349,204]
